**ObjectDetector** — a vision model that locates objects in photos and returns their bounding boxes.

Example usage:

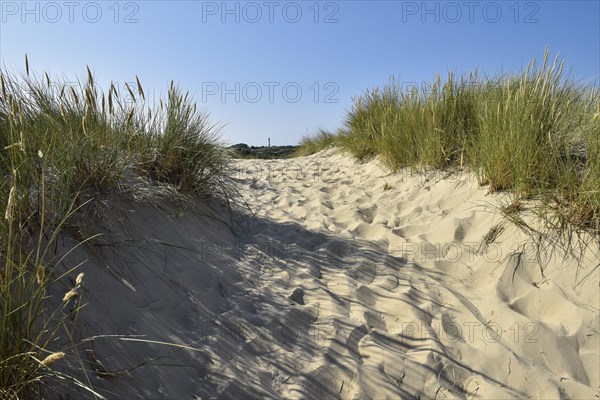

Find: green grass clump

[144,83,229,196]
[337,49,600,235]
[295,128,338,156]
[339,74,478,169]
[469,53,591,193]
[0,58,233,398]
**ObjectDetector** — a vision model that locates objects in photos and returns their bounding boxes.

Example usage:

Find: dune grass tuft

[295,128,338,156]
[0,59,233,398]
[334,49,599,236]
[145,82,229,196]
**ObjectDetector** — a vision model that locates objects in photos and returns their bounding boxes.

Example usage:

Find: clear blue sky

[1,0,598,145]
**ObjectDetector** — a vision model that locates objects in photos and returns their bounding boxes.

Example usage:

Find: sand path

[52,149,599,399]
[227,149,599,399]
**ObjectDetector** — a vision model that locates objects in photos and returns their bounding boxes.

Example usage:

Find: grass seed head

[5,184,16,221]
[40,352,65,367]
[63,288,78,302]
[36,265,46,285]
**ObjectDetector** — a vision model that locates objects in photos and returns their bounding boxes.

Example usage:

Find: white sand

[51,148,599,399]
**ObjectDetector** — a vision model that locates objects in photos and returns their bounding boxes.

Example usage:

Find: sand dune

[51,149,599,399]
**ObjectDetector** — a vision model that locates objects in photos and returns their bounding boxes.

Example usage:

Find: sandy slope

[51,148,599,399]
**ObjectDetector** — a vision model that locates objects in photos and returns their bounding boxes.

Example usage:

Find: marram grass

[300,49,599,236]
[0,57,233,398]
[294,128,338,156]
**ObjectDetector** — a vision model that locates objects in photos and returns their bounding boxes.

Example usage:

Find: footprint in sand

[441,313,465,343]
[346,324,369,363]
[319,186,334,194]
[356,205,377,224]
[350,262,377,285]
[356,285,378,308]
[364,310,386,331]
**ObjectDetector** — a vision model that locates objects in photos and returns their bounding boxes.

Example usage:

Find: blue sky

[1,0,598,145]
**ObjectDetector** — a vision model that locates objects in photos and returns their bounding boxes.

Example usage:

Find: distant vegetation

[228,143,298,159]
[298,49,600,236]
